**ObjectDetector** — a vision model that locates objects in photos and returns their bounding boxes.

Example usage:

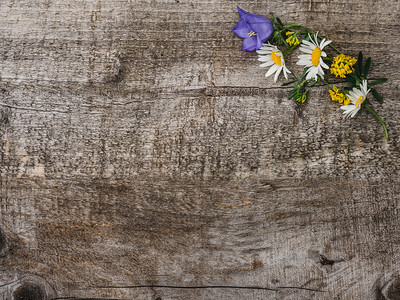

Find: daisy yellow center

[355,95,364,107]
[311,47,322,67]
[271,51,282,66]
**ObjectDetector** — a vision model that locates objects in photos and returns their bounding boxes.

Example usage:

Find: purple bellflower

[232,7,274,51]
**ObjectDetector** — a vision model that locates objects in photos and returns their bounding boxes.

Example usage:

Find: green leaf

[300,67,308,80]
[357,51,363,75]
[370,78,387,85]
[308,81,318,88]
[371,88,383,104]
[282,80,297,87]
[281,35,289,47]
[277,17,284,27]
[289,88,298,96]
[289,88,299,100]
[346,75,356,86]
[363,57,371,78]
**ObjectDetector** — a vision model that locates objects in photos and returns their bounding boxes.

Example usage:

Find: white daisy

[297,33,331,81]
[256,44,291,82]
[341,80,370,118]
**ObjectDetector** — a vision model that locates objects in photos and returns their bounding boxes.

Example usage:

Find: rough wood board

[0,0,399,299]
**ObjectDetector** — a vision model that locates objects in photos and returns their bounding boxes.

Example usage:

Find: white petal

[320,59,328,69]
[274,66,282,82]
[313,33,320,45]
[350,106,360,118]
[260,61,275,67]
[317,64,325,76]
[298,54,310,59]
[265,64,279,77]
[348,90,358,99]
[298,59,312,67]
[302,40,316,48]
[343,109,353,118]
[341,105,357,118]
[308,67,320,81]
[305,70,314,80]
[260,45,274,50]
[299,47,313,54]
[283,67,288,79]
[320,39,332,49]
[258,56,269,62]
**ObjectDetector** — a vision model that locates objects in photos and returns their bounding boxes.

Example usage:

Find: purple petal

[237,6,247,19]
[237,7,274,42]
[256,35,262,49]
[241,36,258,51]
[232,20,251,38]
[250,21,274,42]
[238,7,271,24]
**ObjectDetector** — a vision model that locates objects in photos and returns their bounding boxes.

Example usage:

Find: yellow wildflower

[330,54,357,78]
[285,31,300,46]
[296,93,307,103]
[329,86,351,105]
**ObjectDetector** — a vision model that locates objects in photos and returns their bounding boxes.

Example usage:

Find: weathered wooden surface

[0,0,399,299]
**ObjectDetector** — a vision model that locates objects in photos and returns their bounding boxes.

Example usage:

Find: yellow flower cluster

[285,31,300,46]
[296,94,307,103]
[330,54,357,78]
[329,86,351,105]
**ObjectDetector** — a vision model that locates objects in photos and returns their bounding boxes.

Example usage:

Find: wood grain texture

[0,0,399,299]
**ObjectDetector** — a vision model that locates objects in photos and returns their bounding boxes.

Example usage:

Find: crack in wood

[51,298,122,300]
[90,285,326,292]
[0,102,103,114]
[319,254,345,267]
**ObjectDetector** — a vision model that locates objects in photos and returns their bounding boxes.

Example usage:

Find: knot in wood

[14,283,45,300]
[382,274,400,300]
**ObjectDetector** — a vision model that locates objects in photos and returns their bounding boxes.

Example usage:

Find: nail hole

[14,284,45,300]
[319,254,335,266]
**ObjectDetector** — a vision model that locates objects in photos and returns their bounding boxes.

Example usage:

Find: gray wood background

[0,0,399,299]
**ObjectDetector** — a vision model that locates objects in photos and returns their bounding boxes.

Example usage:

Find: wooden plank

[0,0,399,299]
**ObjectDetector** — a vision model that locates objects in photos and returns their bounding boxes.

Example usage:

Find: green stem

[364,103,389,141]
[283,24,302,29]
[305,80,319,93]
[328,43,342,54]
[270,12,275,24]
[320,77,334,90]
[287,69,299,81]
[283,44,298,56]
[323,57,333,61]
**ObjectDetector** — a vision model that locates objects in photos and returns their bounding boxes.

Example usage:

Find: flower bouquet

[232,7,389,140]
